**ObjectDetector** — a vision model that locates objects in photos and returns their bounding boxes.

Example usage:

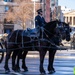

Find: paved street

[0,49,75,75]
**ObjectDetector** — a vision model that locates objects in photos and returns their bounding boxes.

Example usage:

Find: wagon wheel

[0,43,4,63]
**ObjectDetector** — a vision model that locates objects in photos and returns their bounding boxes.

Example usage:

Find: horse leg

[48,49,56,74]
[12,50,18,72]
[39,50,47,74]
[4,50,12,73]
[22,51,28,72]
[16,50,23,72]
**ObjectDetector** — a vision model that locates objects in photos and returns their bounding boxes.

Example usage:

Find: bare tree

[6,0,40,29]
[6,0,33,29]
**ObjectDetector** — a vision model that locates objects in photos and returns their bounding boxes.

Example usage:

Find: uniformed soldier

[35,9,46,28]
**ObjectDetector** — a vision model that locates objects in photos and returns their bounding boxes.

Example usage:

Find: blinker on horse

[4,20,71,74]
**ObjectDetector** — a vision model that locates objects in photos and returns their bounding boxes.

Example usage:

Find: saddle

[23,28,40,38]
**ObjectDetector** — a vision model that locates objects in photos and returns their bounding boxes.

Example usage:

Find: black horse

[47,22,71,74]
[4,20,71,74]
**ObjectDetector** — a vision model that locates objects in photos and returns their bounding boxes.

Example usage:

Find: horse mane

[47,20,58,25]
[45,20,58,30]
[60,21,69,26]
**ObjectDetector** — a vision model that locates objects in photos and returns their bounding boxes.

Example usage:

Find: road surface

[0,49,75,75]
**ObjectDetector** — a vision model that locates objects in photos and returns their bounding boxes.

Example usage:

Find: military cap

[37,9,42,13]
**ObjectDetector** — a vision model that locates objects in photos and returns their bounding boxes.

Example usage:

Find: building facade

[50,0,58,21]
[0,0,58,34]
[57,6,64,22]
[0,0,14,34]
[60,6,75,26]
[0,0,17,34]
[45,0,50,22]
[64,11,75,26]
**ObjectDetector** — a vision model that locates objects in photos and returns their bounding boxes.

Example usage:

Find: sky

[58,0,75,9]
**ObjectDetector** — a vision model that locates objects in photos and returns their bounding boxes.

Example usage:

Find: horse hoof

[24,69,28,72]
[13,69,21,72]
[4,66,10,74]
[22,66,28,72]
[48,70,55,74]
[41,72,46,74]
[12,69,21,72]
[40,71,46,74]
[12,67,16,72]
[5,70,10,74]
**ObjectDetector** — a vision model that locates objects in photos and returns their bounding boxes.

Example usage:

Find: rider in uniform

[35,9,46,28]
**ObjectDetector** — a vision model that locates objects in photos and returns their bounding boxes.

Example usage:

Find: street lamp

[32,0,39,28]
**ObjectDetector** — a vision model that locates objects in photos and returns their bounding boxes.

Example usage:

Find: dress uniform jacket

[35,15,46,28]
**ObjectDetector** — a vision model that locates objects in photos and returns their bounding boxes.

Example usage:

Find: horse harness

[7,22,69,50]
[7,29,60,50]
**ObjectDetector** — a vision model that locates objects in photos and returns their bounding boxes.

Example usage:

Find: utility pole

[32,0,39,28]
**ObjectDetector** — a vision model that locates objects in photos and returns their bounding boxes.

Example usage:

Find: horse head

[57,21,71,41]
[43,20,71,46]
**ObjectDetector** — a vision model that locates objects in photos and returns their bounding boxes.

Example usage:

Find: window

[40,0,42,2]
[4,0,13,2]
[5,6,9,12]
